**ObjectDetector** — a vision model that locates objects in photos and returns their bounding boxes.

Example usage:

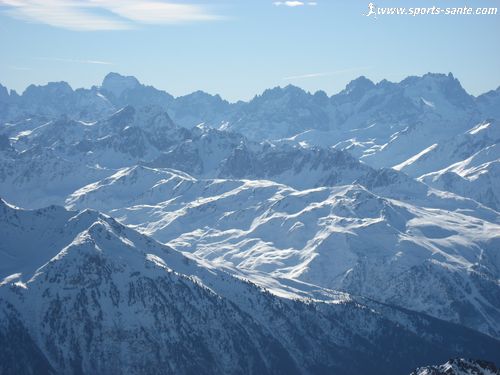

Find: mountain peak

[101,72,141,97]
[400,72,460,87]
[23,81,73,97]
[401,72,473,107]
[256,85,307,103]
[342,76,375,97]
[0,84,9,101]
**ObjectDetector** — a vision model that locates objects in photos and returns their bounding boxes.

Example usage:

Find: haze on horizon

[0,0,499,101]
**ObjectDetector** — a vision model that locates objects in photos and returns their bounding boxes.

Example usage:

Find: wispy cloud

[36,57,113,65]
[283,67,372,81]
[273,1,317,7]
[283,72,329,80]
[6,65,32,71]
[0,0,220,31]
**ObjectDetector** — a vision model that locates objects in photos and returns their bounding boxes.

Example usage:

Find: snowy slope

[393,121,499,177]
[268,75,498,185]
[0,145,112,208]
[410,359,500,375]
[0,105,392,208]
[0,105,195,207]
[65,166,500,339]
[419,143,500,211]
[3,200,500,374]
[148,127,374,190]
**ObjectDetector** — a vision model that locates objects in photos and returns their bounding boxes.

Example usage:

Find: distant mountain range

[1,72,498,209]
[1,72,499,374]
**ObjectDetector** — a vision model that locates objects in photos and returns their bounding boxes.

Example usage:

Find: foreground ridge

[411,358,500,375]
[1,201,500,374]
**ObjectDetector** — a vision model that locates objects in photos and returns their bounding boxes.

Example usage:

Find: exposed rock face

[411,358,500,375]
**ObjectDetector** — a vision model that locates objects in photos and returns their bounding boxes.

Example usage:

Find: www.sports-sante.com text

[364,3,498,17]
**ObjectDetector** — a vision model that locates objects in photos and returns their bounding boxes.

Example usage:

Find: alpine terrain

[1,72,499,374]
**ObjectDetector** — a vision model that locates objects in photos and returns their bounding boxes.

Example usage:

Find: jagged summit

[101,72,141,97]
[23,81,74,96]
[255,84,307,100]
[341,75,376,96]
[0,84,9,101]
[401,72,473,107]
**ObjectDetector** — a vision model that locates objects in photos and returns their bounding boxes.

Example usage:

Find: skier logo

[364,2,377,18]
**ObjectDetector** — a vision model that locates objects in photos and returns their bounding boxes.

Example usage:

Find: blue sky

[0,0,499,101]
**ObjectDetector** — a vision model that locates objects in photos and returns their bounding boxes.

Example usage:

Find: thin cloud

[36,57,113,65]
[91,0,219,24]
[283,67,372,81]
[6,65,32,71]
[284,72,329,80]
[273,1,317,7]
[0,0,220,31]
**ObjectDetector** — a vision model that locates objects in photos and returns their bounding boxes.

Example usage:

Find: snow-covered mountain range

[64,165,500,338]
[1,200,500,375]
[1,72,499,373]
